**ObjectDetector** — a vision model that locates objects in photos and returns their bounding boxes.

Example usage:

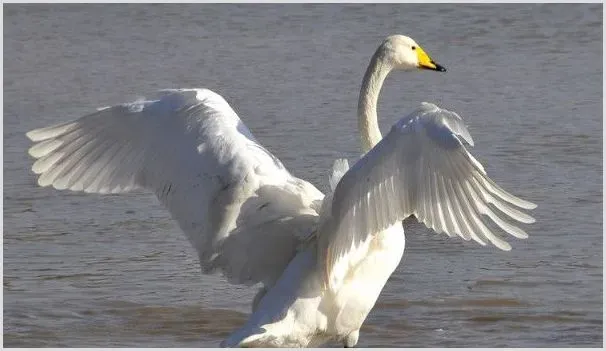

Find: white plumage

[27,88,324,288]
[318,102,536,293]
[26,35,535,347]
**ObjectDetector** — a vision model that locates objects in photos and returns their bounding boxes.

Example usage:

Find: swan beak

[417,47,447,72]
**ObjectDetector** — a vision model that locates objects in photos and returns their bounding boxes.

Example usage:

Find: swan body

[26,35,536,347]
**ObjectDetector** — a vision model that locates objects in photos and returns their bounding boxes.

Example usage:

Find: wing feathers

[320,104,535,291]
[445,177,471,240]
[479,176,537,210]
[472,177,535,224]
[27,88,322,287]
[26,120,77,142]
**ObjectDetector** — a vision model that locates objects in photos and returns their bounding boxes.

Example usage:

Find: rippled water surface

[4,4,602,347]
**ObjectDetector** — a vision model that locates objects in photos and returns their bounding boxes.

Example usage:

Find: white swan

[26,35,536,347]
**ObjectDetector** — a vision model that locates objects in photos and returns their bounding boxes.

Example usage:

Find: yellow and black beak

[417,46,446,72]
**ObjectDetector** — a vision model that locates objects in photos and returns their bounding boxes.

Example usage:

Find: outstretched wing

[27,88,323,286]
[320,102,537,291]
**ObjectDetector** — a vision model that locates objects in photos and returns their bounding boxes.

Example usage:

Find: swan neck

[358,50,394,153]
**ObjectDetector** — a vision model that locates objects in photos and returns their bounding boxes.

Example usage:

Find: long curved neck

[357,49,394,153]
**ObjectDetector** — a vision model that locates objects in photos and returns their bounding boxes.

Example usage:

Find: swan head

[379,35,446,72]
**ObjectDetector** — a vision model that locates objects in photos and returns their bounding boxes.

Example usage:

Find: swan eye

[411,46,416,50]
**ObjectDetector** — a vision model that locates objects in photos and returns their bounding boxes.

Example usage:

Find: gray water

[3,4,602,348]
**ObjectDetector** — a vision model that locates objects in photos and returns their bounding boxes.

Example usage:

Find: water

[3,4,602,347]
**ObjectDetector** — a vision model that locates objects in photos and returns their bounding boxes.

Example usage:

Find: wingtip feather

[26,122,76,142]
[524,201,538,210]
